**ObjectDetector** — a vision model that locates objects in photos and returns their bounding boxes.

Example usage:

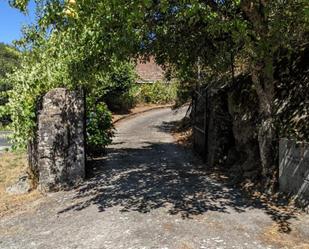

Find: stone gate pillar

[279,139,309,208]
[31,88,85,191]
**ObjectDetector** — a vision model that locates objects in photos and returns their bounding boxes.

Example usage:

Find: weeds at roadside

[0,152,41,217]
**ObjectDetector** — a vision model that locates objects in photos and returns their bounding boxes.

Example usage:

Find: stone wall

[279,139,309,207]
[29,88,85,192]
[226,75,261,179]
[192,76,261,180]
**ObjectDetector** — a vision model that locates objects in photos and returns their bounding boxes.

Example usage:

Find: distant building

[135,57,165,83]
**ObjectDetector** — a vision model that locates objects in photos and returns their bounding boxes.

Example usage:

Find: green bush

[135,81,177,104]
[103,62,137,111]
[4,44,134,150]
[86,101,113,153]
[0,43,20,126]
[105,90,136,112]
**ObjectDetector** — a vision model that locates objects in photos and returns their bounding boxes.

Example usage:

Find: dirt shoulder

[0,152,42,217]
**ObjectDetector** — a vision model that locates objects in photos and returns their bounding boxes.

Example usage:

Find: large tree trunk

[252,57,277,190]
[241,1,278,190]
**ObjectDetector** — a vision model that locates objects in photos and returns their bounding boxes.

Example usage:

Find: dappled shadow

[60,142,248,217]
[58,122,298,232]
[155,121,177,133]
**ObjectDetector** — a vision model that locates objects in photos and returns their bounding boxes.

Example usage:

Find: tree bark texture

[241,0,278,189]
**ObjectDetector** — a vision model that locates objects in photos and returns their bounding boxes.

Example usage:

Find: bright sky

[0,0,36,44]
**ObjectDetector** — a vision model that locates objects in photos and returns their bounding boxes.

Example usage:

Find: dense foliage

[86,101,113,153]
[135,81,177,104]
[7,0,309,187]
[4,36,136,149]
[0,43,20,126]
[85,60,136,150]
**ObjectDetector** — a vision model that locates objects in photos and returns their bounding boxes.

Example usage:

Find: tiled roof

[135,57,165,83]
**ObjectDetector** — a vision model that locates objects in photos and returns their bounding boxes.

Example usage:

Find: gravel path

[0,107,308,249]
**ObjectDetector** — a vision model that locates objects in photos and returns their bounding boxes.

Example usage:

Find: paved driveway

[0,131,11,151]
[0,107,308,249]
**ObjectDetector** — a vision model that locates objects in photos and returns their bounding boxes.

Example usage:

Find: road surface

[0,107,308,249]
[0,131,11,151]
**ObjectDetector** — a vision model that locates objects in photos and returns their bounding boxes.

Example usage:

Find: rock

[28,88,86,192]
[6,174,31,195]
[227,76,261,176]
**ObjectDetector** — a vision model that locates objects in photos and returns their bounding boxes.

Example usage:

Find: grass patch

[0,152,26,186]
[0,152,41,217]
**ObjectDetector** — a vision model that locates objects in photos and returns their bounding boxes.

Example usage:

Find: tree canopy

[5,0,309,185]
[0,43,20,79]
[0,43,20,125]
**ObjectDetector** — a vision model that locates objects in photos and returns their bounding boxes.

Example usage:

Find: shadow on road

[58,140,297,233]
